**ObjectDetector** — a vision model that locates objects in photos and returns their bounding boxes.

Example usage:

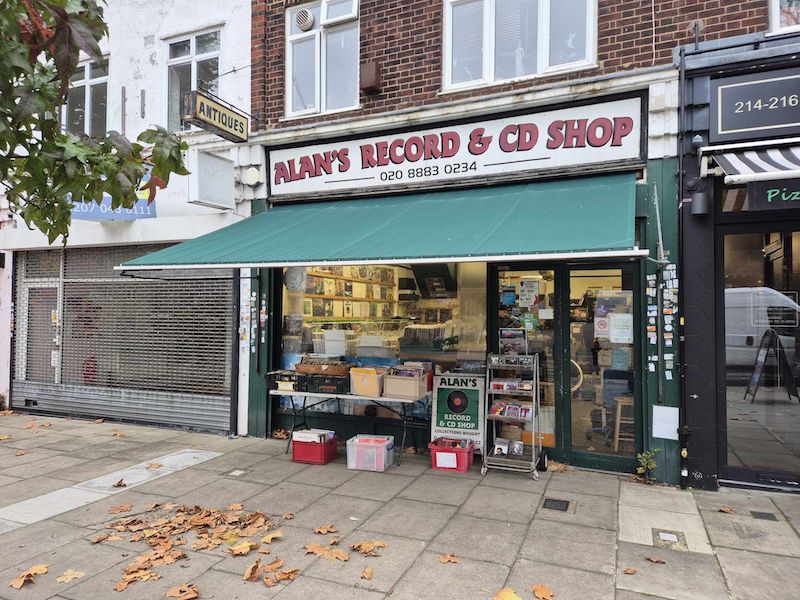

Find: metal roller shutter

[12,246,234,432]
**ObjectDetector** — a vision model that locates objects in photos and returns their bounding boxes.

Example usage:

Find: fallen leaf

[263,575,278,587]
[265,558,283,573]
[91,533,110,544]
[304,543,349,562]
[438,553,459,564]
[166,582,199,599]
[243,558,262,581]
[228,503,243,511]
[41,422,51,428]
[494,588,523,600]
[15,450,26,457]
[532,583,555,600]
[0,410,15,416]
[718,507,735,514]
[106,534,123,542]
[275,568,300,581]
[350,540,387,557]
[24,423,37,429]
[56,569,85,583]
[623,567,637,575]
[257,545,272,554]
[0,435,10,441]
[314,524,337,535]
[646,556,666,564]
[228,540,259,556]
[262,530,283,544]
[112,431,125,438]
[361,566,373,580]
[9,564,49,590]
[146,503,161,511]
[109,503,132,514]
[329,537,339,546]
[146,463,162,470]
[282,512,294,520]
[112,479,127,488]
[93,418,104,424]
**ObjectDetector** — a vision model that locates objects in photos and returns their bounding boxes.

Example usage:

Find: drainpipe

[677,45,690,490]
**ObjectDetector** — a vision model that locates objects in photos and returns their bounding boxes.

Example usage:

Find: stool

[614,395,635,452]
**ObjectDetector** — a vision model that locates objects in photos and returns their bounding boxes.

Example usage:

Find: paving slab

[547,470,620,498]
[700,509,800,557]
[59,549,223,600]
[290,492,383,535]
[190,567,285,599]
[535,490,618,531]
[429,514,526,567]
[305,530,426,593]
[39,435,111,453]
[506,558,615,600]
[0,538,131,600]
[715,546,800,600]
[0,486,108,525]
[191,449,269,474]
[0,474,22,489]
[52,490,173,528]
[398,473,479,506]
[332,472,414,503]
[388,551,509,600]
[386,456,430,477]
[360,498,456,541]
[0,454,87,479]
[0,447,62,470]
[172,477,268,509]
[620,482,699,515]
[0,520,92,571]
[521,519,616,575]
[619,504,712,554]
[49,457,144,484]
[424,464,483,480]
[233,456,311,486]
[0,476,78,508]
[287,462,360,488]
[271,574,386,600]
[62,439,142,459]
[460,484,540,525]
[615,541,729,600]
[2,432,75,451]
[246,481,329,516]
[104,442,190,463]
[767,491,800,526]
[478,469,551,493]
[693,488,779,515]
[133,465,220,496]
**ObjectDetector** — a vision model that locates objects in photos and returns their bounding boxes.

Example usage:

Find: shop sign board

[269,97,643,197]
[432,375,486,454]
[710,67,800,143]
[181,90,249,143]
[748,178,800,211]
[71,169,158,221]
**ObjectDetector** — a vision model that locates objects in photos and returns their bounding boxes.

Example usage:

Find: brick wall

[250,1,769,132]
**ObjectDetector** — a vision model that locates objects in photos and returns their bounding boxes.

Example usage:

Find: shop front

[681,33,800,490]
[121,92,680,478]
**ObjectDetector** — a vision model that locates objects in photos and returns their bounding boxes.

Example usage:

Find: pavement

[0,413,798,599]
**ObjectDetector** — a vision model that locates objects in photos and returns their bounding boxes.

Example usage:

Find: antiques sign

[710,68,800,143]
[269,97,642,197]
[432,375,486,454]
[182,90,249,143]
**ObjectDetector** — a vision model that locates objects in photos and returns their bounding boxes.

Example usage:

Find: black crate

[268,370,307,392]
[306,374,349,394]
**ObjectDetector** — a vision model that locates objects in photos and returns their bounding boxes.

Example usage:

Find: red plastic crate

[292,436,338,465]
[428,438,475,473]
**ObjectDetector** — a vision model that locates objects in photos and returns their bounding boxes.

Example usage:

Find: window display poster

[501,286,516,306]
[519,279,539,307]
[594,316,611,340]
[432,375,486,454]
[499,328,527,355]
[610,313,634,344]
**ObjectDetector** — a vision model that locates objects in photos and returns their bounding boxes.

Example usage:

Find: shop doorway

[719,226,800,487]
[492,263,641,471]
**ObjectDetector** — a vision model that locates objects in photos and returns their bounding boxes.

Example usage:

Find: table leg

[398,403,409,466]
[286,395,309,454]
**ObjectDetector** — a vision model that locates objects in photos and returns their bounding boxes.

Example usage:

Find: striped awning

[714,146,800,184]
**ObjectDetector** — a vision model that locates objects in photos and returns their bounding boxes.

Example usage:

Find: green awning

[119,173,644,271]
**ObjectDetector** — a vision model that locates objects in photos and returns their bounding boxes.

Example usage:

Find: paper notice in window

[610,313,634,344]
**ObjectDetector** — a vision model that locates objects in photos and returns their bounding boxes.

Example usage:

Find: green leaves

[1,0,189,244]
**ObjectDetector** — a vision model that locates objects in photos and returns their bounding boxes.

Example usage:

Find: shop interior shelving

[483,353,541,479]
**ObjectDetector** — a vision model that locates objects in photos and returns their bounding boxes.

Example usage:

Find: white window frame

[770,0,800,34]
[164,28,222,132]
[285,0,360,118]
[62,61,109,137]
[443,0,597,92]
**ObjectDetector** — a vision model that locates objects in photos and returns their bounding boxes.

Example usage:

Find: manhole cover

[652,529,688,551]
[542,498,570,512]
[750,511,779,521]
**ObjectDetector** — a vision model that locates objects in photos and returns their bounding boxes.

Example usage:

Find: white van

[724,287,800,377]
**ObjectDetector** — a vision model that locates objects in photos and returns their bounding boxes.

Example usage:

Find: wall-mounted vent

[143,34,155,47]
[296,9,315,32]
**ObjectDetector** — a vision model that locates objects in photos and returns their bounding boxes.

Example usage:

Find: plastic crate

[292,436,338,465]
[428,438,475,473]
[346,435,394,472]
[306,374,349,394]
[350,368,385,397]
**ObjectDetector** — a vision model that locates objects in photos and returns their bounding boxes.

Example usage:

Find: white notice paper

[435,452,458,469]
[610,313,634,344]
[519,279,539,308]
[652,405,679,441]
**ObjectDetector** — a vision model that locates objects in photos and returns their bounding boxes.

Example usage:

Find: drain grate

[750,511,779,521]
[542,498,570,512]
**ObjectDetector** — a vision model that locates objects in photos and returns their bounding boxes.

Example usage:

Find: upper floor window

[286,1,360,118]
[444,0,596,90]
[64,61,108,137]
[167,30,221,131]
[771,0,800,33]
